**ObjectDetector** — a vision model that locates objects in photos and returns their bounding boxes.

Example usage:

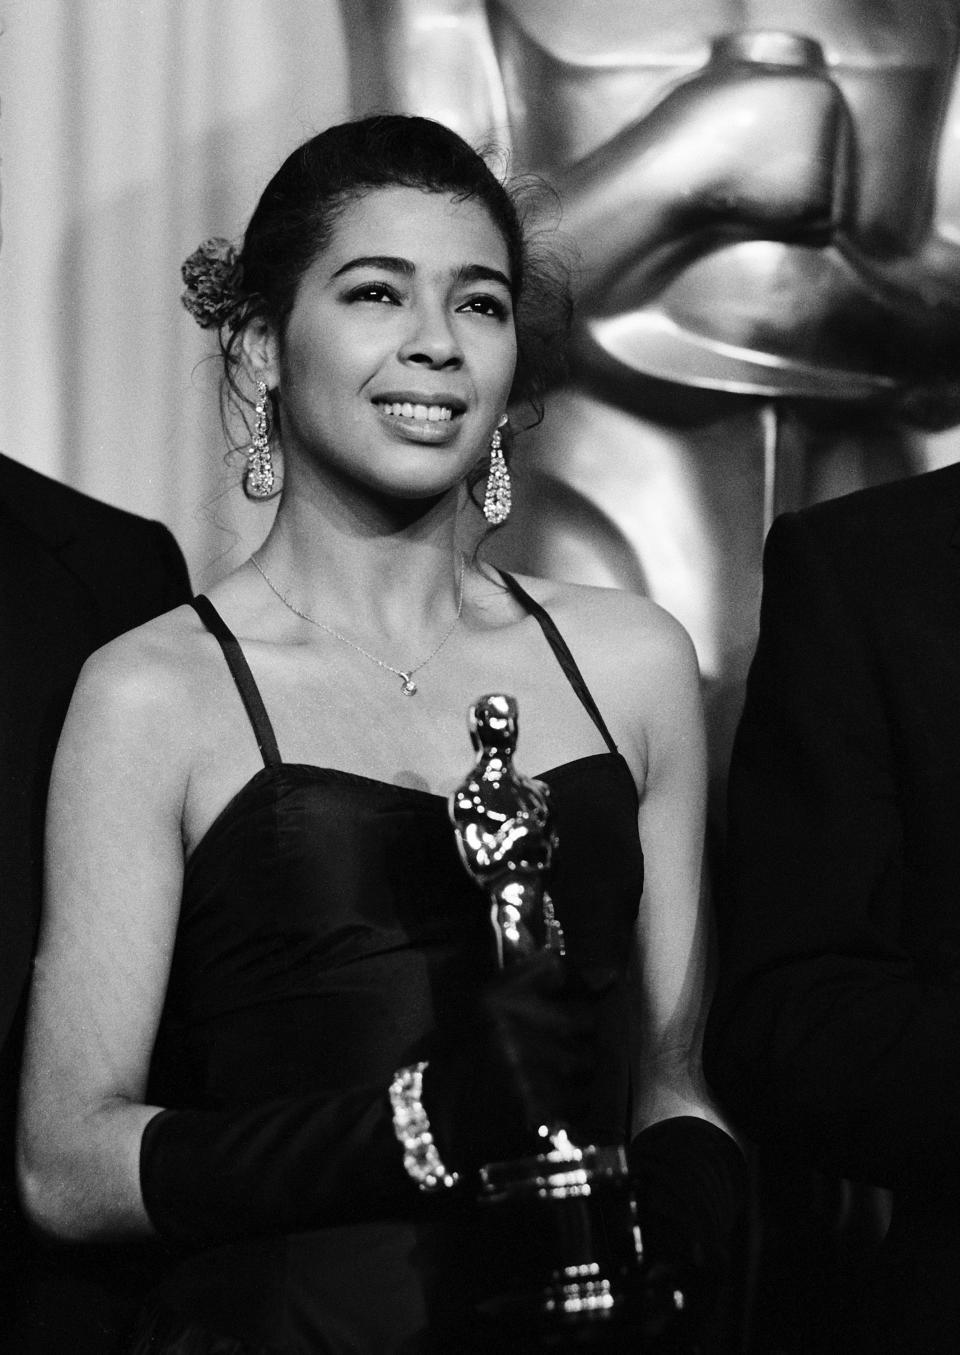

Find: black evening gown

[128,573,644,1354]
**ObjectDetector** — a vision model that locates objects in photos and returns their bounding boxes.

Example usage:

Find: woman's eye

[458,294,510,320]
[346,283,401,305]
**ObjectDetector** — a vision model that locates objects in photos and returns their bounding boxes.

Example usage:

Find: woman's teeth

[378,402,453,421]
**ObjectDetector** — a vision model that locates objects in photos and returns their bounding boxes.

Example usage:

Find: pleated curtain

[0,0,351,588]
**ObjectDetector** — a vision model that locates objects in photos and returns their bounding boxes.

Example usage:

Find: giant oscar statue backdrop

[346,0,960,810]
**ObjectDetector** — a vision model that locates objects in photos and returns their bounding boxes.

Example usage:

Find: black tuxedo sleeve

[143,521,192,615]
[97,518,191,638]
[704,510,960,1197]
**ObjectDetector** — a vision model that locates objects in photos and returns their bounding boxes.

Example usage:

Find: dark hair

[216,114,570,489]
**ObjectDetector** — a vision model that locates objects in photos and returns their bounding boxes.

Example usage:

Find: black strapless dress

[129,573,644,1354]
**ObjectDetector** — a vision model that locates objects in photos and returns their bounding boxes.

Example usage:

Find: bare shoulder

[508,571,699,685]
[65,602,214,761]
[501,572,703,783]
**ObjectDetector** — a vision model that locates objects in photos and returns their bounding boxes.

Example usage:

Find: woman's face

[265,185,518,504]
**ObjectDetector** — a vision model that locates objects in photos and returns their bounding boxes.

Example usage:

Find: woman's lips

[373,399,465,442]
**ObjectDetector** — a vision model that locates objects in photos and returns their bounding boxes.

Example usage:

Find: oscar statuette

[450,695,684,1348]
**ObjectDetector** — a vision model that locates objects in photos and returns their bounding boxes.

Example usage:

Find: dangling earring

[244,380,277,499]
[483,417,511,524]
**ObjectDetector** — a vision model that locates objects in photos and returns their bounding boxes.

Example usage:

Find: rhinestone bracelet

[389,1061,460,1192]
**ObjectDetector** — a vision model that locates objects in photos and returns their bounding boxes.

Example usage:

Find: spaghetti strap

[498,570,619,755]
[191,596,281,767]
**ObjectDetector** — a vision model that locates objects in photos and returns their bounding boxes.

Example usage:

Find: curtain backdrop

[0,0,351,589]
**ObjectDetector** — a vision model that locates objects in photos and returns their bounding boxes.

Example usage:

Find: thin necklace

[250,550,466,697]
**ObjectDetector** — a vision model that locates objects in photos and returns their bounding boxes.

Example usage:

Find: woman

[17,115,741,1352]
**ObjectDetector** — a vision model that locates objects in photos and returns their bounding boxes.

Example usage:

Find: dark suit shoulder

[0,453,173,546]
[776,462,960,552]
[0,453,191,639]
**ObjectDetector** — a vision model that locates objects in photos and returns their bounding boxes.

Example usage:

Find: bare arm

[624,610,733,1140]
[568,596,747,1280]
[17,636,187,1240]
[17,633,425,1248]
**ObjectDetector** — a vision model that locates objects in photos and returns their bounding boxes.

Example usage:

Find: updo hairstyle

[186,114,570,494]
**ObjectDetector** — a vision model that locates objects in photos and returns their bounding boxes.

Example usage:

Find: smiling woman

[199,116,565,509]
[247,187,517,508]
[15,115,743,1353]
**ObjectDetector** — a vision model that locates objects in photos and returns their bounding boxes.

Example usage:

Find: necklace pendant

[400,673,418,696]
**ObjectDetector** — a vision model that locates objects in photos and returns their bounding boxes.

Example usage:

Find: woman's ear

[240,316,280,389]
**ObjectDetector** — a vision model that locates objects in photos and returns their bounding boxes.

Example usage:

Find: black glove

[423,949,604,1173]
[140,952,603,1249]
[140,1082,415,1248]
[628,1115,747,1324]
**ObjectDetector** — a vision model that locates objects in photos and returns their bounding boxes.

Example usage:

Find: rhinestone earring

[244,380,277,500]
[482,417,511,524]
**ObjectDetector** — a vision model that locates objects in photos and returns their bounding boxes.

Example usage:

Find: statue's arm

[549,55,847,307]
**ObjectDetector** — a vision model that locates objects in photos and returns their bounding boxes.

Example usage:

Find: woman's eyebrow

[455,263,513,291]
[330,255,414,279]
[330,256,512,291]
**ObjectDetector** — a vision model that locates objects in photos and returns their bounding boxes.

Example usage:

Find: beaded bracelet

[389,1061,460,1192]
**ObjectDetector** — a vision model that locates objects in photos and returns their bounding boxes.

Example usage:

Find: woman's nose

[398,303,464,368]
